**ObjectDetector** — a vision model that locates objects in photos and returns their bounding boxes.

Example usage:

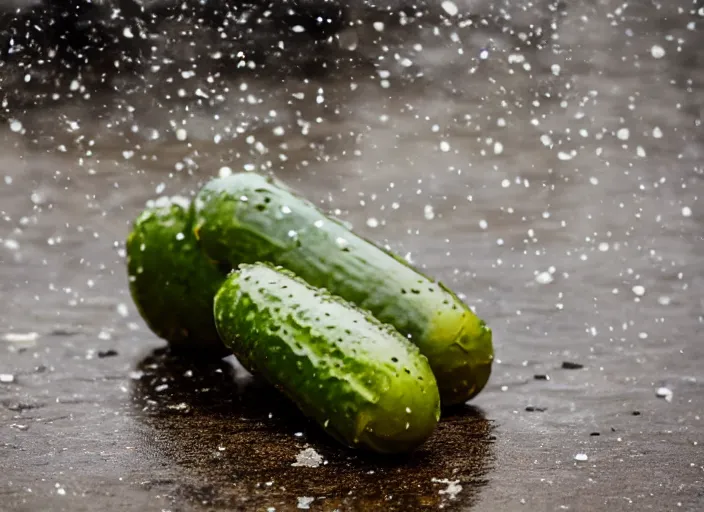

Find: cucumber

[193,172,494,405]
[125,196,228,358]
[214,262,441,453]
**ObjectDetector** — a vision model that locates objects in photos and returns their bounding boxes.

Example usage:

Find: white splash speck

[651,45,666,59]
[656,387,673,402]
[3,239,19,250]
[0,374,15,383]
[574,453,588,462]
[439,140,451,152]
[657,295,671,306]
[632,285,645,297]
[479,219,488,230]
[424,205,435,220]
[291,447,323,468]
[441,1,459,16]
[219,166,233,178]
[366,217,379,228]
[3,332,39,343]
[616,128,630,141]
[681,206,692,217]
[116,303,129,318]
[535,271,554,285]
[9,119,23,133]
[175,128,187,141]
[652,126,663,138]
[432,478,462,499]
[297,496,315,509]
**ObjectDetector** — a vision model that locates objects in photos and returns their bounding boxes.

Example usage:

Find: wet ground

[1,1,703,511]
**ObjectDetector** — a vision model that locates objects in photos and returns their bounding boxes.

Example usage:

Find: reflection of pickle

[131,348,495,511]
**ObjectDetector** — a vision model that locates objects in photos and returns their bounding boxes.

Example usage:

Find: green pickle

[126,196,228,358]
[214,263,441,454]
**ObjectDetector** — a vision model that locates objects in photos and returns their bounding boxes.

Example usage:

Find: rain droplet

[650,45,666,59]
[441,1,459,16]
[656,387,673,402]
[535,271,554,285]
[9,120,23,133]
[116,303,129,317]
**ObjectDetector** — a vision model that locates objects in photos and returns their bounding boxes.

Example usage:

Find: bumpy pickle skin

[214,263,441,454]
[194,172,494,405]
[126,197,228,358]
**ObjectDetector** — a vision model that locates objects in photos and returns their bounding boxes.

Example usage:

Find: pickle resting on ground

[126,196,228,358]
[214,262,441,453]
[194,172,494,405]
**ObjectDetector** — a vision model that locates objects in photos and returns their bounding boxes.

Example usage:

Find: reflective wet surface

[1,1,703,511]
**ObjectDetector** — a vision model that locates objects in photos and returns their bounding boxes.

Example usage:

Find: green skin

[214,263,441,454]
[125,197,228,358]
[193,173,494,405]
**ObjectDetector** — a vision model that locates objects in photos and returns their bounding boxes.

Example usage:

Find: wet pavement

[1,1,703,511]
